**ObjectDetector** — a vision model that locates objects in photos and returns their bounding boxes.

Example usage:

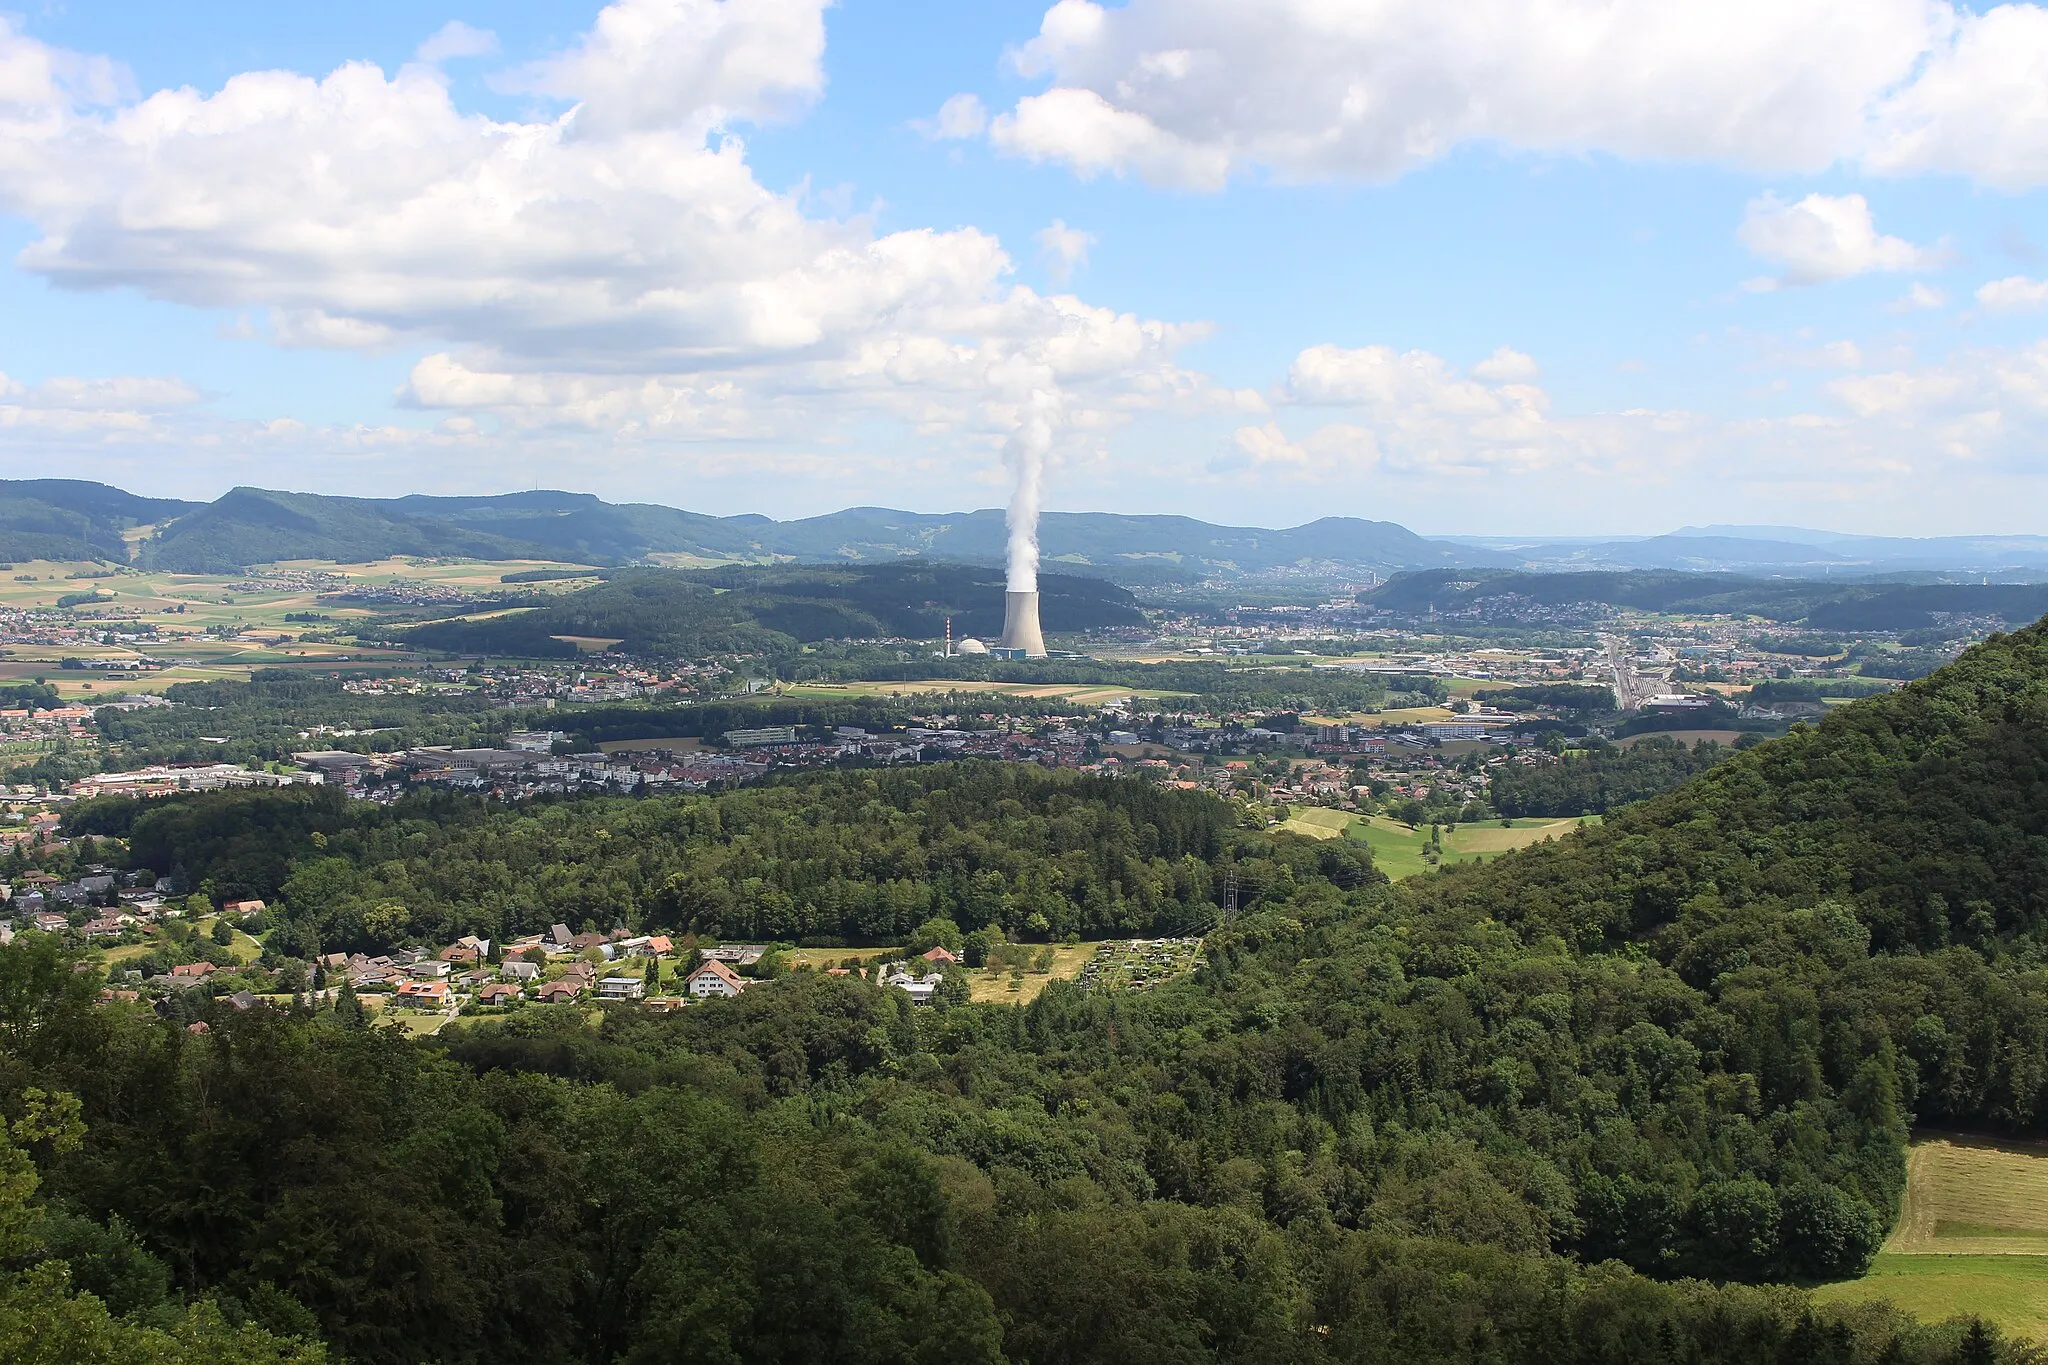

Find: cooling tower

[998,591,1047,657]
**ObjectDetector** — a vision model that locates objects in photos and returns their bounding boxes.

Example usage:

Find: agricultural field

[0,556,599,693]
[1812,1134,2048,1340]
[1279,809,1598,879]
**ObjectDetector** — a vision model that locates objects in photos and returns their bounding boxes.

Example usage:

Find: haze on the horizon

[4,0,2048,538]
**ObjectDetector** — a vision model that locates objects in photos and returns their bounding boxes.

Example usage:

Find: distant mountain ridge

[129,485,1491,578]
[7,478,2044,581]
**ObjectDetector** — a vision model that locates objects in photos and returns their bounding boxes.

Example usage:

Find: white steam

[1003,388,1061,593]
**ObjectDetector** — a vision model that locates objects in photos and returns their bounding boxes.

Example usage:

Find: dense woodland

[1487,737,1731,817]
[6,621,2048,1360]
[386,565,1145,658]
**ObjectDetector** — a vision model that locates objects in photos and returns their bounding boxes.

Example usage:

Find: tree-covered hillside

[10,619,2048,1361]
[0,478,196,563]
[1368,568,2048,630]
[390,563,1145,657]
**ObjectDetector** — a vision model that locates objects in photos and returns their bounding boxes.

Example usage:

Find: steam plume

[1004,388,1061,593]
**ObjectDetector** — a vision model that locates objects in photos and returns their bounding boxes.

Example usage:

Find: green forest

[384,564,1145,658]
[5,619,2048,1360]
[1487,737,1732,817]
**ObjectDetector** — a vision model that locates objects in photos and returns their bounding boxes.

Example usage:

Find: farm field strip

[1812,1134,2048,1340]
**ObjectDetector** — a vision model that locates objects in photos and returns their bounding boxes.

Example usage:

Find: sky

[4,0,2048,536]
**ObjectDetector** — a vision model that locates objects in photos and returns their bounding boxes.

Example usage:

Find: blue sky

[3,0,2048,536]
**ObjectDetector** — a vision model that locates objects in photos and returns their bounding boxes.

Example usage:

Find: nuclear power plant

[997,590,1046,657]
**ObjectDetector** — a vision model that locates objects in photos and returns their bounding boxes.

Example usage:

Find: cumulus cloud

[1035,219,1095,285]
[1738,193,1931,288]
[504,0,827,136]
[1975,275,2048,312]
[1215,335,2048,525]
[0,1,1227,476]
[964,0,2048,190]
[415,21,498,63]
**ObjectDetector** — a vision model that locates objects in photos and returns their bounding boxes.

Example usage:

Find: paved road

[1602,634,1669,711]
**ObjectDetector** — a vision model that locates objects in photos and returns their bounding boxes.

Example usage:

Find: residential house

[684,961,746,999]
[534,978,587,1003]
[477,983,523,1005]
[879,962,942,1006]
[501,960,542,983]
[81,915,128,938]
[547,923,573,949]
[700,944,766,966]
[169,962,216,979]
[222,899,266,916]
[597,976,646,1001]
[409,959,451,980]
[395,980,449,1007]
[438,944,480,966]
[921,946,958,966]
[32,911,67,934]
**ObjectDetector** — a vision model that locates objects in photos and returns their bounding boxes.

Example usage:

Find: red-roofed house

[921,946,958,966]
[395,980,449,1005]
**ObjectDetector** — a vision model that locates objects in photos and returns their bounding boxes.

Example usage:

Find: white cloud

[966,0,2048,190]
[922,92,987,139]
[1737,193,1930,288]
[0,2,1226,473]
[1035,219,1095,285]
[1471,347,1539,382]
[1892,282,1950,311]
[1975,275,2048,312]
[415,21,498,64]
[1216,335,2048,523]
[504,0,827,137]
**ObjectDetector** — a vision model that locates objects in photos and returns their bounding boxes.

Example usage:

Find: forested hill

[1404,615,2048,957]
[391,563,1145,656]
[1368,567,2048,630]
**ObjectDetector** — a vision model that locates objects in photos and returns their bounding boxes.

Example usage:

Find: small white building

[598,976,646,1001]
[685,961,747,999]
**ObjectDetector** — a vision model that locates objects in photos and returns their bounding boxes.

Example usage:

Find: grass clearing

[784,946,894,973]
[1812,1255,2048,1341]
[967,941,1098,1005]
[1617,729,1752,748]
[1810,1134,2048,1340]
[1330,814,1599,880]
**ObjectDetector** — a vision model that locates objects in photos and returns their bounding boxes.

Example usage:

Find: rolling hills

[0,478,198,562]
[133,484,1484,579]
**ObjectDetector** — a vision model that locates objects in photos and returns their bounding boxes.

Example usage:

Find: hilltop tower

[998,591,1046,657]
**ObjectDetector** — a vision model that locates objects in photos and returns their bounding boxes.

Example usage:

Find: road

[1601,634,1669,711]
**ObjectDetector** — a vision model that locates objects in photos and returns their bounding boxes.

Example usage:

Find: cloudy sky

[5,0,2048,535]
